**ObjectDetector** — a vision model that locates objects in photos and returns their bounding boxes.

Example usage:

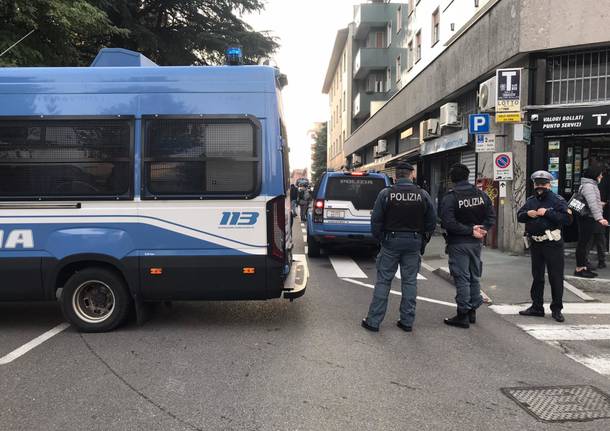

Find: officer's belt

[530,229,562,242]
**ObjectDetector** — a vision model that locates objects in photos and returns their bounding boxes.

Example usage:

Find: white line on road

[341,278,455,307]
[0,323,70,366]
[421,262,435,272]
[490,303,610,315]
[518,324,610,341]
[330,256,368,279]
[395,270,427,280]
[563,279,596,302]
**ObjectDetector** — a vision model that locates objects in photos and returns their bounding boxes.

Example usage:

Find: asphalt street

[1,222,610,430]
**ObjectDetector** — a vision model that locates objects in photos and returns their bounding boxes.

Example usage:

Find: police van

[306,171,391,257]
[0,48,307,332]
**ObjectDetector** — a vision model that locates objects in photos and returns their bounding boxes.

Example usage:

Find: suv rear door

[322,175,387,232]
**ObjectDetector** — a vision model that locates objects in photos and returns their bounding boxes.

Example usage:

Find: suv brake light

[313,199,324,224]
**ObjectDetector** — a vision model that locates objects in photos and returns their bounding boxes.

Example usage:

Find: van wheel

[60,267,131,333]
[307,235,321,257]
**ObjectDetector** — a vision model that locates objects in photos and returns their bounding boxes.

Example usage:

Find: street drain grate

[502,385,610,423]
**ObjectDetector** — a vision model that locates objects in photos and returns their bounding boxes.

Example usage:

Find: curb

[431,266,493,305]
[564,275,610,294]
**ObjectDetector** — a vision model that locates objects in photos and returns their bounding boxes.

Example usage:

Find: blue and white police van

[0,48,307,332]
[306,171,390,257]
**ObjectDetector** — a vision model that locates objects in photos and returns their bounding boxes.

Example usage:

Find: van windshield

[325,177,386,210]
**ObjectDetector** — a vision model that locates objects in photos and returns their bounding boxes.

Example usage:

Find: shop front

[530,104,610,242]
[420,129,473,210]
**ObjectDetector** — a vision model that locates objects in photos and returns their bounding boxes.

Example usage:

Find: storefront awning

[421,129,469,156]
[358,147,420,172]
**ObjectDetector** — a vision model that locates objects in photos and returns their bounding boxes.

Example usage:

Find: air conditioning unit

[440,103,459,127]
[478,77,497,112]
[421,118,440,141]
[376,139,388,156]
[373,145,379,158]
[352,154,362,167]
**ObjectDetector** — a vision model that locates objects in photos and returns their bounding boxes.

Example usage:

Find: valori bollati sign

[530,105,610,131]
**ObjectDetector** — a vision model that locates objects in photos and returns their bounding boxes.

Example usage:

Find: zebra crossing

[490,303,610,377]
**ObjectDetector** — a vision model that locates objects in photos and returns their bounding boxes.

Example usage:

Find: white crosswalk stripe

[518,324,610,341]
[490,303,610,315]
[396,270,427,280]
[329,256,367,279]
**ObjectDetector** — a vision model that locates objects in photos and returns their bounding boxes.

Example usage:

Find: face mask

[535,187,548,197]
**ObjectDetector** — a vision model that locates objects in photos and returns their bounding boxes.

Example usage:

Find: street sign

[496,112,522,123]
[499,181,507,198]
[496,68,522,114]
[469,114,490,134]
[475,133,496,153]
[494,152,513,180]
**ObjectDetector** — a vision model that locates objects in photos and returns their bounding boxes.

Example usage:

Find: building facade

[339,0,610,252]
[323,0,408,171]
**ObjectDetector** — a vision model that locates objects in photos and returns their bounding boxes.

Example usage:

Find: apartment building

[323,0,407,171]
[341,0,610,252]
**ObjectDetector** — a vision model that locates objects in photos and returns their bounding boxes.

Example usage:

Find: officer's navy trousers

[447,242,484,314]
[366,233,422,328]
[530,240,564,312]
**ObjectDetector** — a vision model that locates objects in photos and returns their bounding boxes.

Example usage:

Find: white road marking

[395,270,427,280]
[561,350,610,375]
[490,303,610,315]
[518,324,610,341]
[341,278,455,307]
[330,256,367,279]
[421,262,435,272]
[0,323,70,366]
[563,279,596,302]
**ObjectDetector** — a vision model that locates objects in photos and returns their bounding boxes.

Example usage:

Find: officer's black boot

[468,309,476,324]
[444,312,470,329]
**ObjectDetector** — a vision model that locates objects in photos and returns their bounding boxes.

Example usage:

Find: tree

[0,0,278,67]
[310,122,328,187]
[83,0,278,65]
[0,0,128,66]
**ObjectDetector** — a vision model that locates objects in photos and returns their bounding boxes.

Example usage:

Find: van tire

[60,267,131,333]
[307,235,321,257]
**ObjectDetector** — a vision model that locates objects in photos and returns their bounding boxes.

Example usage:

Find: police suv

[306,171,391,257]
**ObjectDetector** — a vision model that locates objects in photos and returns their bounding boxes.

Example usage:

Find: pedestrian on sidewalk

[440,164,496,329]
[574,167,608,278]
[362,162,436,333]
[290,184,298,228]
[297,185,312,222]
[517,171,571,323]
[587,168,609,270]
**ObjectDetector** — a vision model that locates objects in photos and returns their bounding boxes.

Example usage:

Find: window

[416,31,422,62]
[142,117,259,198]
[397,6,403,33]
[343,91,346,112]
[0,118,132,199]
[396,56,402,83]
[408,0,415,16]
[546,49,610,104]
[387,22,392,47]
[280,120,290,192]
[387,68,392,90]
[408,41,414,69]
[367,72,386,93]
[326,177,387,210]
[432,8,440,46]
[368,31,386,49]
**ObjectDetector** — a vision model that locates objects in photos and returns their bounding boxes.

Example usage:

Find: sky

[246,0,363,172]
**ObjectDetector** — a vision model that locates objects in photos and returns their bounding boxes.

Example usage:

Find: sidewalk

[422,235,609,305]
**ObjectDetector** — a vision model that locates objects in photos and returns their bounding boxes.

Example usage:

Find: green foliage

[310,122,328,187]
[0,0,278,67]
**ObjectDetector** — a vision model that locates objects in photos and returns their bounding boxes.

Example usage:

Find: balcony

[354,92,389,119]
[354,3,397,40]
[353,48,389,79]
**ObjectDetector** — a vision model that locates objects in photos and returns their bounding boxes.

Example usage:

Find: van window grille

[546,49,610,104]
[0,119,132,199]
[143,118,260,198]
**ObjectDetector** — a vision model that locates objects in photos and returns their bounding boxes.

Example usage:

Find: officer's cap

[395,162,415,171]
[531,170,553,183]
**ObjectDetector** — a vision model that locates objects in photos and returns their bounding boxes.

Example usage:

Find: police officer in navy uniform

[517,170,571,323]
[362,162,437,333]
[441,164,496,329]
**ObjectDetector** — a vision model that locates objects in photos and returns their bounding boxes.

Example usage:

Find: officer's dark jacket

[371,178,437,241]
[517,190,571,236]
[440,181,496,244]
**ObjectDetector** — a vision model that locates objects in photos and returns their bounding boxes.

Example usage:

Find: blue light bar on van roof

[225,47,243,66]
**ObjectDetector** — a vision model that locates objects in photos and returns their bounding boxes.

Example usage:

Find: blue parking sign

[469,114,490,134]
